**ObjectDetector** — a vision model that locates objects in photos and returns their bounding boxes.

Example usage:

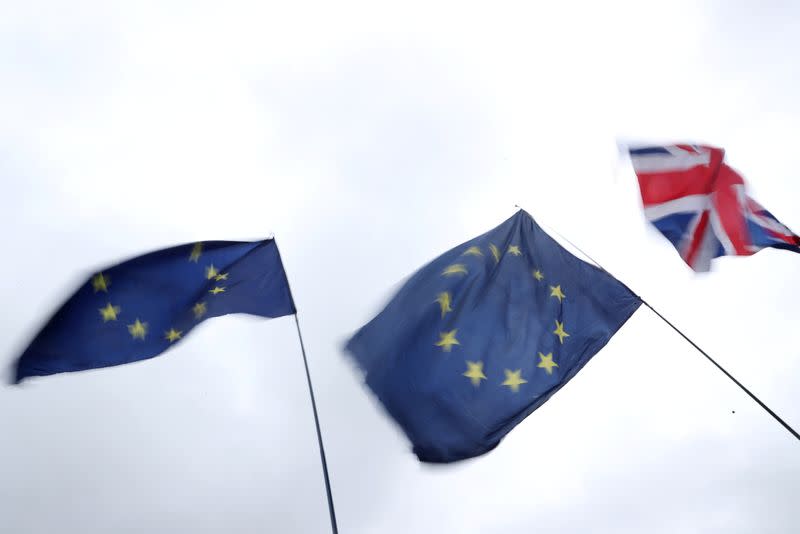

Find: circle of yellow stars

[436,241,571,393]
[90,242,231,346]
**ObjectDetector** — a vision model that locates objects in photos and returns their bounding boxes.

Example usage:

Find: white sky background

[1,1,799,532]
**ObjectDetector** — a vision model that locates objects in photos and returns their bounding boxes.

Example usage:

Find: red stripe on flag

[684,211,710,268]
[637,168,717,205]
[712,164,750,255]
[636,147,727,206]
[765,227,800,246]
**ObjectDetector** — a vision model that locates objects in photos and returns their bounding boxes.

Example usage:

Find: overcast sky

[2,1,800,532]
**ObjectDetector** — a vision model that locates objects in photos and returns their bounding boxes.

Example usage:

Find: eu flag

[345,211,641,462]
[14,239,295,383]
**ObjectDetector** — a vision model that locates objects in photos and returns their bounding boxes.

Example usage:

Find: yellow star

[205,264,219,280]
[462,246,483,256]
[501,369,527,392]
[537,352,558,375]
[489,243,501,263]
[508,245,522,256]
[165,328,183,342]
[189,243,203,262]
[442,264,468,276]
[209,286,225,295]
[98,303,121,322]
[553,320,570,344]
[463,360,487,387]
[435,329,460,352]
[192,301,207,319]
[215,272,229,281]
[550,285,566,302]
[533,269,544,281]
[128,318,148,340]
[435,292,453,317]
[91,273,110,293]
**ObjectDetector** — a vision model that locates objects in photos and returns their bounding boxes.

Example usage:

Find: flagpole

[274,238,338,534]
[531,211,800,442]
[637,300,800,441]
[294,313,340,534]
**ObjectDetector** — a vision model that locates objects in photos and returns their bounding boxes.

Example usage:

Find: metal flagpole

[529,210,800,442]
[294,313,340,534]
[636,300,800,441]
[274,238,338,534]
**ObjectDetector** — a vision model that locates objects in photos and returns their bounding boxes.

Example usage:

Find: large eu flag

[346,211,641,462]
[14,239,295,383]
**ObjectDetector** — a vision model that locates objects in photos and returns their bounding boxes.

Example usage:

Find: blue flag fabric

[345,211,641,462]
[14,239,295,383]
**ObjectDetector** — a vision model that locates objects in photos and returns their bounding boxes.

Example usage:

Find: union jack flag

[628,144,800,271]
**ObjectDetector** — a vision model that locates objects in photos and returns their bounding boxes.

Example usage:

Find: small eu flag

[345,211,641,462]
[14,239,295,383]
